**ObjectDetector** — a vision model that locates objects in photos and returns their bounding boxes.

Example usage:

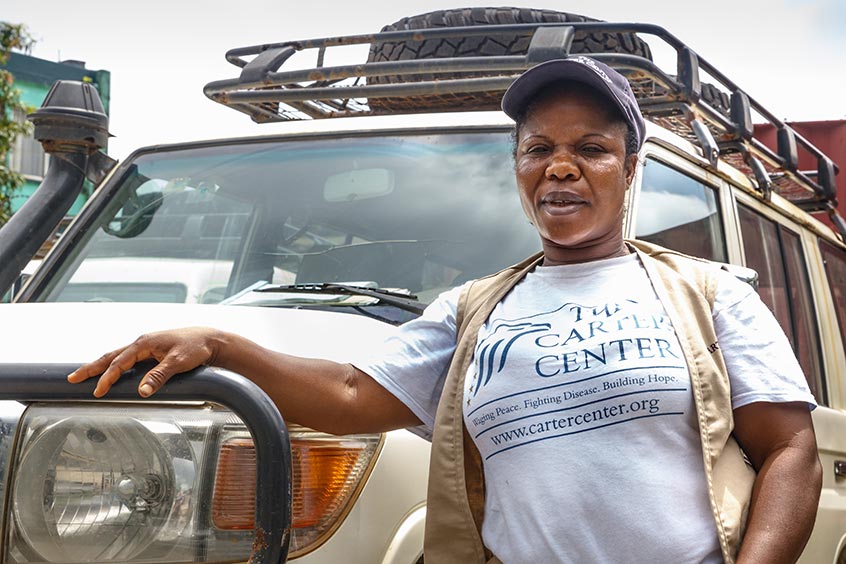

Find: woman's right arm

[67,327,422,435]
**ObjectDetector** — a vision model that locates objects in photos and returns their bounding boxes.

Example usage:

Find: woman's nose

[545,151,579,181]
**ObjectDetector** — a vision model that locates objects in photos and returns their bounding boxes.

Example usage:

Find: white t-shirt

[355,253,815,564]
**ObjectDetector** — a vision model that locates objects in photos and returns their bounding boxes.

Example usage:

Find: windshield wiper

[255,283,426,315]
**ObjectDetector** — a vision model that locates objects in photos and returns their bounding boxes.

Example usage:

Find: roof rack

[204,22,844,240]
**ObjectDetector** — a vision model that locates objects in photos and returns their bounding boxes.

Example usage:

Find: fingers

[137,357,185,397]
[92,343,151,398]
[67,328,220,398]
[67,336,157,397]
[67,347,125,384]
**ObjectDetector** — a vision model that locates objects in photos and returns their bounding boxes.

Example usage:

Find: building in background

[755,120,845,236]
[2,51,110,215]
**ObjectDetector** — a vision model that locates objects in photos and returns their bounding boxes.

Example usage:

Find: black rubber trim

[0,152,88,299]
[0,362,291,564]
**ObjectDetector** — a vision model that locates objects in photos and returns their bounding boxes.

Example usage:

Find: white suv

[1,8,844,564]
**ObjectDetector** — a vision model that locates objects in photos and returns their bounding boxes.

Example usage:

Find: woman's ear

[625,154,638,188]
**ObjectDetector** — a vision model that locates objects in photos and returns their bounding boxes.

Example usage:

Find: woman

[69,57,821,564]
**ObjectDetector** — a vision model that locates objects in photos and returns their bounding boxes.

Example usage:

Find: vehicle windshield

[38,131,540,316]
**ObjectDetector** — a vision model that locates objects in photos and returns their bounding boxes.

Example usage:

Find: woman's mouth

[540,192,588,215]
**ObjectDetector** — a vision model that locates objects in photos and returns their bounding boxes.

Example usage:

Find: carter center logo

[470,300,680,396]
[471,321,552,397]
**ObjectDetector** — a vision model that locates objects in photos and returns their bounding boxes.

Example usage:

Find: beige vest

[423,240,756,564]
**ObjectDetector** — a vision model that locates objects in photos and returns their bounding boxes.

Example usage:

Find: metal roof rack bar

[204,20,841,231]
[206,57,530,94]
[222,77,518,104]
[221,22,673,68]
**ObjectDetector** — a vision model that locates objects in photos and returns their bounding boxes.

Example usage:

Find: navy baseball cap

[501,55,646,150]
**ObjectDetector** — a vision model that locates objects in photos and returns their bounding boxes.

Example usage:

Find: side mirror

[720,263,759,290]
[1,263,37,303]
[9,272,32,301]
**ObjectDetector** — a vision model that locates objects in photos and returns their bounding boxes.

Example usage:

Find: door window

[738,204,825,401]
[820,239,846,361]
[635,158,726,262]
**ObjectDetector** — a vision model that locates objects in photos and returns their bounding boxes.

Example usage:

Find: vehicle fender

[380,503,426,564]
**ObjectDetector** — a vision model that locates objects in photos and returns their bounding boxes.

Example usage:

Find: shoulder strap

[424,252,542,564]
[626,239,718,306]
[625,242,751,563]
[453,281,473,346]
[454,251,545,344]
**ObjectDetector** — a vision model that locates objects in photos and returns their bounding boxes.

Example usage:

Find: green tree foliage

[0,22,34,226]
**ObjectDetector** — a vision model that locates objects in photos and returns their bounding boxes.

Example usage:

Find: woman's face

[515,86,637,264]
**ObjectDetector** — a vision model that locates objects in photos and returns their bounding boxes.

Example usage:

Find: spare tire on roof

[366,7,653,112]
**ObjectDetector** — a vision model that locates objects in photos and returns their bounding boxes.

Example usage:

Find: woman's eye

[582,145,606,154]
[525,145,548,154]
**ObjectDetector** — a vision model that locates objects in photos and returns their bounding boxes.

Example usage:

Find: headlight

[5,404,382,562]
[6,405,220,563]
[13,415,188,562]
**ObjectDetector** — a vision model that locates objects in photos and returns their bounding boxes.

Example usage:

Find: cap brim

[501,59,628,123]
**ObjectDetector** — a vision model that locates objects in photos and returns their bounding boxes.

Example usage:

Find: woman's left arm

[732,401,822,564]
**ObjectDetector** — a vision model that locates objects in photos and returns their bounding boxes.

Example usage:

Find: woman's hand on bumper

[67,327,224,398]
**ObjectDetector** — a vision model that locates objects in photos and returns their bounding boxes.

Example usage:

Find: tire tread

[366,7,652,112]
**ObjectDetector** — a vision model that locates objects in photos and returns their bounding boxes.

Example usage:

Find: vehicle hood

[0,303,397,365]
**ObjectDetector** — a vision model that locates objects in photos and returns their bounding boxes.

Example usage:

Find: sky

[4,0,845,160]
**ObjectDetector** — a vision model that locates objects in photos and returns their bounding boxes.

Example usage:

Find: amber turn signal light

[212,437,371,530]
